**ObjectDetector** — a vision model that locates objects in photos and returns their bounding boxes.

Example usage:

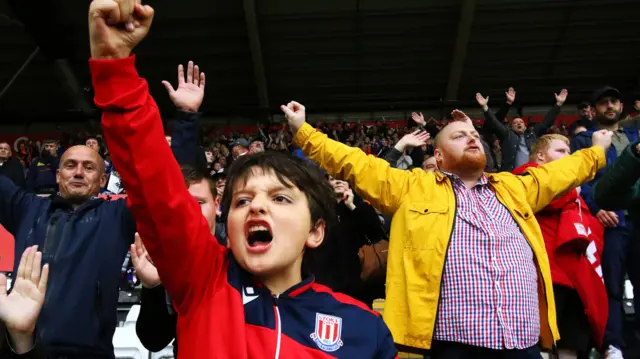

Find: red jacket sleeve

[90,56,225,313]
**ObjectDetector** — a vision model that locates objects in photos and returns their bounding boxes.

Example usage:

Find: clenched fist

[281,101,307,135]
[89,0,155,60]
[592,129,613,151]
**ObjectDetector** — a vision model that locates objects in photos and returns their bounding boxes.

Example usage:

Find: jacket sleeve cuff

[89,55,143,110]
[590,145,607,171]
[176,110,201,121]
[5,330,37,357]
[293,123,316,148]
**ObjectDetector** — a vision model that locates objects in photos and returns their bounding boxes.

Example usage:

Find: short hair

[529,134,569,162]
[0,141,10,147]
[181,165,215,198]
[577,101,591,111]
[43,139,58,145]
[433,133,441,148]
[220,151,336,275]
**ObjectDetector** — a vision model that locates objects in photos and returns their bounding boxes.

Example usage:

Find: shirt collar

[439,170,488,187]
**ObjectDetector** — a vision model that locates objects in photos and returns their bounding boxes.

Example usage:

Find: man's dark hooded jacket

[1,112,196,359]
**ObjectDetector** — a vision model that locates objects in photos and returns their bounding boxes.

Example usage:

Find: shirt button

[492,256,497,261]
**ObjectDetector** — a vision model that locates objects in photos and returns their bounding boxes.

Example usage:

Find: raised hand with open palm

[0,245,49,336]
[131,233,161,288]
[162,61,206,113]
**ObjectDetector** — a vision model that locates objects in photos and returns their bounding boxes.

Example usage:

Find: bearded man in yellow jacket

[281,102,612,359]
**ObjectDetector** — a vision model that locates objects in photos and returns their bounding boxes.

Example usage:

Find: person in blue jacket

[0,105,200,359]
[570,86,639,358]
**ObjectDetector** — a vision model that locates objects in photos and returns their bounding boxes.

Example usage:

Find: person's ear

[306,219,325,249]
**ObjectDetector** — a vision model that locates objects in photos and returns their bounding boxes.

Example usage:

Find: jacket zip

[273,294,282,359]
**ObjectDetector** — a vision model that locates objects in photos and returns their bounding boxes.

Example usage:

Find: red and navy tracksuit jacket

[92,55,399,359]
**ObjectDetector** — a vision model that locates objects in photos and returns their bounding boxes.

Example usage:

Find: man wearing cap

[229,138,249,160]
[571,86,639,359]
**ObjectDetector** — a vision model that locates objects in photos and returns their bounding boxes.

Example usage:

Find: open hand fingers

[187,61,194,84]
[193,64,200,87]
[30,250,43,285]
[39,264,50,295]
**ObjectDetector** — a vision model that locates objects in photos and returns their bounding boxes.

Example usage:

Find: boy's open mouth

[246,221,273,248]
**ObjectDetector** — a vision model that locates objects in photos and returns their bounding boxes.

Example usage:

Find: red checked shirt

[433,173,540,349]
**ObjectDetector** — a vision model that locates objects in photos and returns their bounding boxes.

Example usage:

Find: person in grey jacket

[475,88,567,172]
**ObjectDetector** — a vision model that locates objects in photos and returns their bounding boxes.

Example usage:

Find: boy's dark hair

[221,151,336,275]
[181,165,216,197]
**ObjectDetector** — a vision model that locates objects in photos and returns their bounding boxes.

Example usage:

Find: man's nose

[72,166,85,177]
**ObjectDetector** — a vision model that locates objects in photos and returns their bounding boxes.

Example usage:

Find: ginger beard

[439,145,486,174]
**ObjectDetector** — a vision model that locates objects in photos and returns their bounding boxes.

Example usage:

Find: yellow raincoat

[294,123,606,350]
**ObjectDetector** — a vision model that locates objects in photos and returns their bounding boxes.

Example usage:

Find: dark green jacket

[594,141,640,211]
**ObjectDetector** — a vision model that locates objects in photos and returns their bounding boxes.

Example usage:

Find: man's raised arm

[88,0,223,312]
[516,130,612,214]
[283,101,422,216]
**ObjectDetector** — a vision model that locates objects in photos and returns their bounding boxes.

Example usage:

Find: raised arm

[494,87,516,123]
[89,0,223,312]
[516,130,611,213]
[381,131,430,169]
[531,89,566,137]
[283,102,422,216]
[595,142,640,210]
[162,61,208,171]
[476,92,510,141]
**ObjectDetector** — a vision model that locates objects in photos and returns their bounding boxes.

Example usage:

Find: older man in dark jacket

[0,145,136,359]
[0,114,198,359]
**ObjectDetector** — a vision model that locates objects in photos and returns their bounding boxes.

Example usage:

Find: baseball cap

[590,86,621,105]
[229,138,250,149]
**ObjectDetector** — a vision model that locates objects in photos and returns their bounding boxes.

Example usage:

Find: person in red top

[88,1,398,358]
[513,134,608,359]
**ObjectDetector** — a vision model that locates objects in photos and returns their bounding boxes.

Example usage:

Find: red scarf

[513,162,607,349]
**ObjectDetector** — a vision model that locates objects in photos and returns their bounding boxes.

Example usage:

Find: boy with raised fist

[88,1,398,358]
